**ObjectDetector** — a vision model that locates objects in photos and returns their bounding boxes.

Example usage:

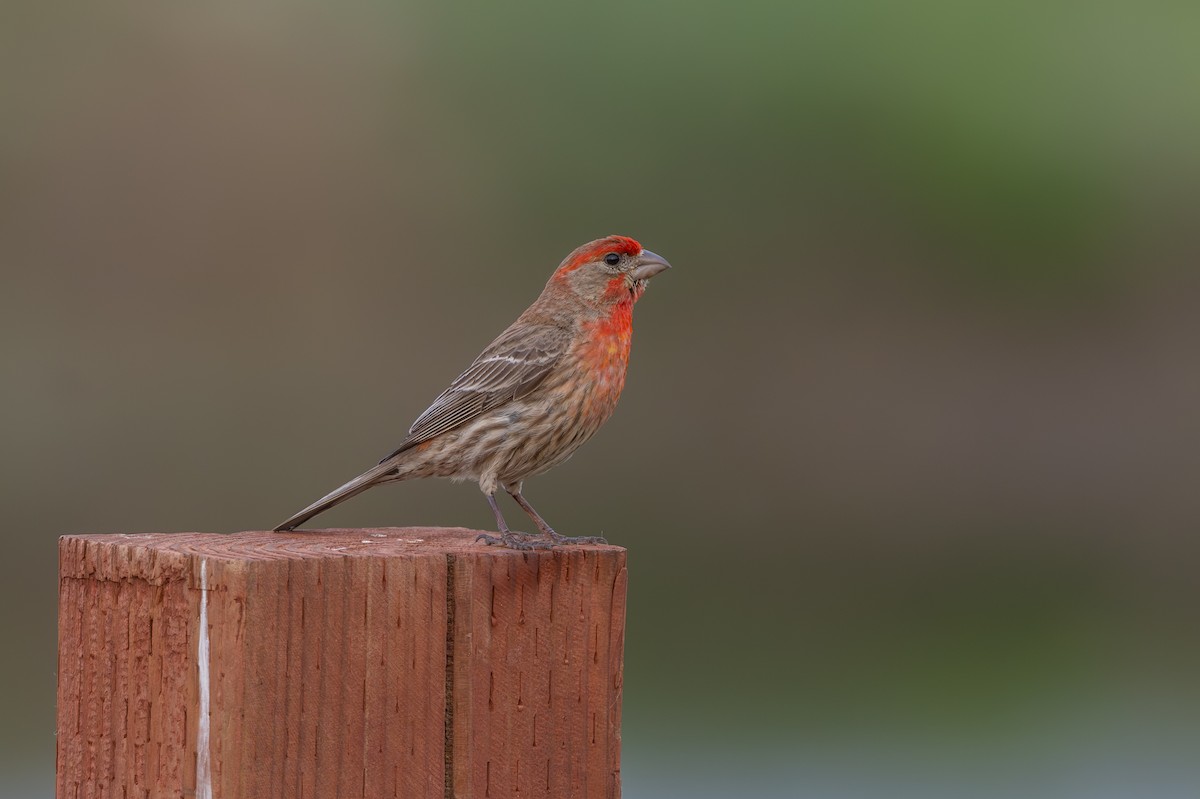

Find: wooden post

[56,528,627,799]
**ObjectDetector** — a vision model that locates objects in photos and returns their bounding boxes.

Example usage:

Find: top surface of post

[59,527,625,582]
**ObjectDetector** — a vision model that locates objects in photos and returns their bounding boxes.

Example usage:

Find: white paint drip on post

[196,558,213,799]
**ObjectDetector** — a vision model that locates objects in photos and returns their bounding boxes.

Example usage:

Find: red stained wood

[56,528,626,799]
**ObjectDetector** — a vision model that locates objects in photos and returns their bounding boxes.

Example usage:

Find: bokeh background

[3,1,1199,796]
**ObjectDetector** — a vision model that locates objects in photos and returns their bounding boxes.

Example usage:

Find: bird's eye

[604,253,621,266]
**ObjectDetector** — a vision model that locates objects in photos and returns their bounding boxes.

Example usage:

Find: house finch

[273,235,671,549]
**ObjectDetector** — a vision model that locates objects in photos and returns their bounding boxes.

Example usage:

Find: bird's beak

[629,250,672,281]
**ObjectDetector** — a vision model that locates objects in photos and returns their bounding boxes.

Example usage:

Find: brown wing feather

[377,323,566,463]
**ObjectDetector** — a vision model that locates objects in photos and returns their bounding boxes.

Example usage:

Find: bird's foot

[475,532,553,550]
[547,531,608,546]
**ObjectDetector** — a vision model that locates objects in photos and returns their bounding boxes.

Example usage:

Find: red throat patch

[576,298,635,409]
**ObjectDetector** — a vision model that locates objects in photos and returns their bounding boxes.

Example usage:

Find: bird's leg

[476,492,552,550]
[507,485,608,546]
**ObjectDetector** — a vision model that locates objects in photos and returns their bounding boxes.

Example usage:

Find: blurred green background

[3,1,1199,796]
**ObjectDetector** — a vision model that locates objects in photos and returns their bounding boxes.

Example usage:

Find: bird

[273,235,671,549]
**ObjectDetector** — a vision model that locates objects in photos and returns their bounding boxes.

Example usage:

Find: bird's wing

[379,323,567,462]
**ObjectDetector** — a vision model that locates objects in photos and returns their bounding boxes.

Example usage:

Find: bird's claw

[475,532,553,551]
[549,532,608,545]
[474,529,607,549]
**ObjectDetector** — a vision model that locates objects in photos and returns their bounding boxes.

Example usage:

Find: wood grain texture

[56,528,626,799]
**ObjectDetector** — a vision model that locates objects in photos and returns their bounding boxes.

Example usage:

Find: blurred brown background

[3,1,1199,796]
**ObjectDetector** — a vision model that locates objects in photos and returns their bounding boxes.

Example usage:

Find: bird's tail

[273,460,401,532]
